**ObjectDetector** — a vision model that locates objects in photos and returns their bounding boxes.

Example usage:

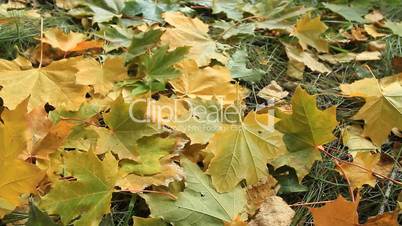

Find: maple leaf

[143,158,246,226]
[26,203,59,226]
[0,101,44,217]
[95,96,160,159]
[342,125,378,153]
[323,3,367,23]
[117,158,185,192]
[273,86,338,180]
[338,152,392,189]
[161,12,227,66]
[40,151,118,226]
[167,98,222,144]
[42,28,85,52]
[362,210,399,226]
[385,21,402,37]
[310,195,359,226]
[340,74,402,145]
[24,107,73,160]
[212,0,245,21]
[81,0,125,23]
[75,56,128,96]
[170,59,246,105]
[139,45,188,82]
[206,111,285,192]
[0,57,89,111]
[284,43,330,79]
[120,135,181,175]
[228,49,265,82]
[213,20,255,40]
[292,14,329,53]
[257,81,289,101]
[126,29,163,61]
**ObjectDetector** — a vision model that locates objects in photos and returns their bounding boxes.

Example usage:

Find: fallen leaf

[319,51,381,64]
[213,20,255,39]
[228,49,265,82]
[133,217,168,226]
[340,74,402,145]
[351,26,368,41]
[206,111,285,192]
[144,158,246,226]
[284,43,331,78]
[212,0,244,21]
[248,196,295,226]
[292,14,329,53]
[258,81,289,101]
[161,12,227,66]
[42,28,86,52]
[273,86,338,180]
[246,175,278,215]
[342,125,378,153]
[0,57,89,111]
[310,195,359,226]
[364,10,384,23]
[362,210,399,226]
[40,151,118,226]
[364,24,386,38]
[170,59,246,105]
[385,21,402,37]
[323,3,366,23]
[75,56,128,96]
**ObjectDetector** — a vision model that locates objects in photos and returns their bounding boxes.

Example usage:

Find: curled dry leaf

[257,81,289,101]
[248,196,295,226]
[246,175,278,215]
[342,125,378,153]
[364,24,386,38]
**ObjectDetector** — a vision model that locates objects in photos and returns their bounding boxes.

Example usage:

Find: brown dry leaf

[248,196,295,226]
[362,210,399,226]
[284,43,330,79]
[310,195,359,226]
[23,107,73,160]
[351,27,368,41]
[292,14,329,53]
[364,24,386,38]
[161,12,227,66]
[342,125,378,153]
[319,51,381,64]
[75,56,127,96]
[170,59,246,104]
[246,175,278,215]
[392,56,402,73]
[55,0,80,10]
[338,152,380,188]
[69,40,104,52]
[257,81,289,101]
[364,10,384,24]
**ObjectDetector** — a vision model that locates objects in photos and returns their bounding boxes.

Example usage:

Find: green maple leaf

[272,86,338,180]
[95,96,160,159]
[140,45,189,82]
[143,158,246,226]
[82,0,125,23]
[228,49,264,82]
[40,151,118,226]
[27,203,59,226]
[120,135,178,175]
[127,29,163,62]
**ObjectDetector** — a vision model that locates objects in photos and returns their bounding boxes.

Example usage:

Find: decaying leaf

[248,196,295,226]
[364,24,386,38]
[246,175,278,215]
[161,12,227,66]
[362,210,399,226]
[258,81,289,101]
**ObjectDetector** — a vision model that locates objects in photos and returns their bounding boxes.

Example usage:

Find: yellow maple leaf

[42,28,86,52]
[161,12,227,66]
[340,74,402,145]
[170,59,246,105]
[206,112,285,192]
[292,14,329,53]
[75,56,128,96]
[0,101,44,217]
[0,57,89,111]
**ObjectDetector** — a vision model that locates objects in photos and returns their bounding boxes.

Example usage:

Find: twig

[317,146,402,186]
[334,159,355,202]
[289,200,333,207]
[38,17,43,68]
